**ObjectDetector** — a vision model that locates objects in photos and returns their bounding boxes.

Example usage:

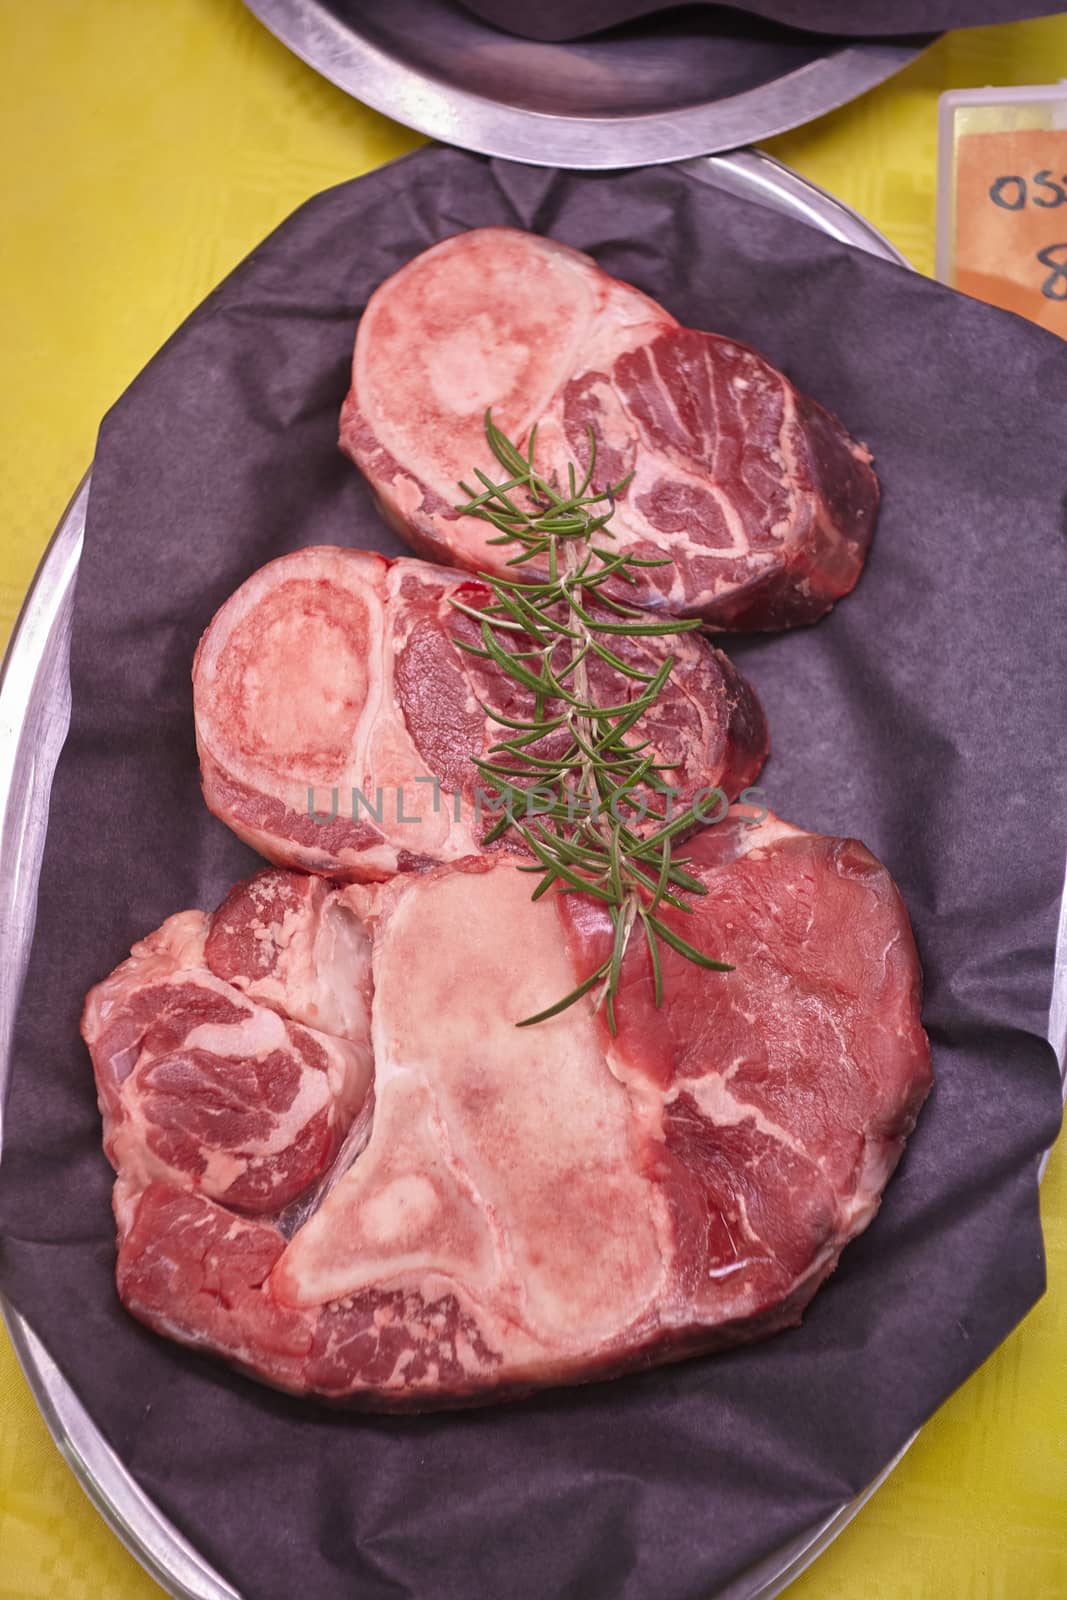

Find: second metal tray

[241,0,927,167]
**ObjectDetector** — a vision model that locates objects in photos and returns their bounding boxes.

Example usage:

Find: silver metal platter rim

[0,146,1060,1600]
[241,0,922,167]
[1,1302,242,1600]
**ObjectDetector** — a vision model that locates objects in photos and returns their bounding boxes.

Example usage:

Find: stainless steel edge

[687,149,909,265]
[0,475,240,1600]
[0,150,1061,1600]
[717,1435,918,1600]
[0,474,85,1139]
[0,1308,242,1600]
[240,0,923,168]
[1041,847,1067,1180]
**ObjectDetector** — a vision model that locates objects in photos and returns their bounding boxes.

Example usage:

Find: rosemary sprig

[454,411,731,1031]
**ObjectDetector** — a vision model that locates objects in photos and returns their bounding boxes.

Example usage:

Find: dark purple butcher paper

[0,144,1064,1600]
[456,0,1060,42]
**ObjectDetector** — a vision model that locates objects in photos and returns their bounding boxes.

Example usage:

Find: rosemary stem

[562,536,643,987]
[453,410,730,1030]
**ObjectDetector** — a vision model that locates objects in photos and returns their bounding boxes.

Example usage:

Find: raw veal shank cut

[192,547,768,880]
[82,811,932,1407]
[340,228,880,630]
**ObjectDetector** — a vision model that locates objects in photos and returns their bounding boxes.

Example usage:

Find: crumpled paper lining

[0,146,1063,1600]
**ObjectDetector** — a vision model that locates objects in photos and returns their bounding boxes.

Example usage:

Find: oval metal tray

[0,149,1056,1600]
[241,0,926,167]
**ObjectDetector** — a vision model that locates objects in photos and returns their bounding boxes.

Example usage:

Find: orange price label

[954,128,1067,337]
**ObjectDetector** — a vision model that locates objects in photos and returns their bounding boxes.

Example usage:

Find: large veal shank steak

[83,812,931,1407]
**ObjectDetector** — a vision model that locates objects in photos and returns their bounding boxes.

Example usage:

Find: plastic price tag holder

[938,83,1067,338]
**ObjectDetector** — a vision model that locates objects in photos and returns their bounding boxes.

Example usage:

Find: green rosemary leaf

[515,826,615,902]
[540,833,606,868]
[637,907,664,1008]
[577,705,655,748]
[621,861,690,915]
[576,433,597,499]
[656,862,706,897]
[504,545,553,567]
[560,548,596,585]
[638,805,714,850]
[524,871,554,902]
[449,596,527,631]
[486,411,532,478]
[613,552,676,569]
[473,762,547,785]
[606,897,637,1034]
[607,828,625,905]
[570,598,703,638]
[578,509,617,540]
[450,638,493,661]
[652,835,673,913]
[646,914,733,972]
[478,623,575,702]
[579,744,653,777]
[486,726,563,755]
[486,731,573,760]
[516,959,612,1028]
[552,638,591,684]
[470,469,527,519]
[490,583,581,641]
[480,812,516,846]
[589,547,639,584]
[478,701,567,736]
[580,579,642,612]
[585,635,658,681]
[630,867,707,904]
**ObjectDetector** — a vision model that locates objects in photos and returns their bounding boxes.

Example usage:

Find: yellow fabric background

[0,4,1064,1595]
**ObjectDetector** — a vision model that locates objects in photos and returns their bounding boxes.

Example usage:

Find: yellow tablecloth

[1,5,1064,1596]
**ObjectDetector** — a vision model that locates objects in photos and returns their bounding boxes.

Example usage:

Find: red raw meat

[82,871,374,1230]
[340,228,879,630]
[84,811,931,1407]
[192,547,768,881]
